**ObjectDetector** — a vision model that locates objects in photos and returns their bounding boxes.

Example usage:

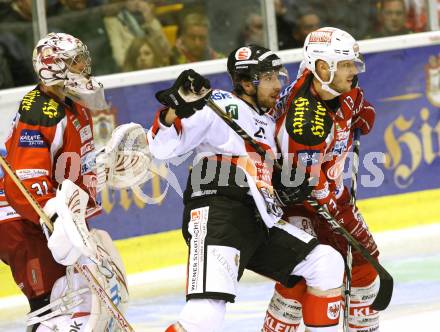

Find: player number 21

[31,181,49,196]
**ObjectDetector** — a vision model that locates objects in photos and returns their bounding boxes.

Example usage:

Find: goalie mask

[32,32,107,110]
[303,27,365,95]
[227,45,288,111]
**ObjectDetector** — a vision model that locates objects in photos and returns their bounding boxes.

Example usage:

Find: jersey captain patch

[19,88,65,127]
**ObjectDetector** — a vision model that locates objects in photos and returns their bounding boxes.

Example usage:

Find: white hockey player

[147,45,345,332]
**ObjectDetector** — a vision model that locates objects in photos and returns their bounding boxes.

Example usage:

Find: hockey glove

[155,69,212,118]
[272,167,313,205]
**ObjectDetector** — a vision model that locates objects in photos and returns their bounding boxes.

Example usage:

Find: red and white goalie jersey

[4,86,101,224]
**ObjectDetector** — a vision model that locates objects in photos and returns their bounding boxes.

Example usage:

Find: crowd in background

[0,0,435,89]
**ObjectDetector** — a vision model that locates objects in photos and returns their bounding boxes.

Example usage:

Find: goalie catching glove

[155,69,212,118]
[95,122,152,190]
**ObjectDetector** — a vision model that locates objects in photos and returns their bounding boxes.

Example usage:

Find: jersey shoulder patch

[18,88,66,127]
[211,90,242,120]
[285,94,333,146]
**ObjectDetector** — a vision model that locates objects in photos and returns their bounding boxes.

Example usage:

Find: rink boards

[1,32,440,297]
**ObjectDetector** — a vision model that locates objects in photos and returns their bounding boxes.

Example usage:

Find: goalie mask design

[33,32,91,86]
[33,32,107,110]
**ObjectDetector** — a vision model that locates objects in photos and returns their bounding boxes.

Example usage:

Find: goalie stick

[206,99,393,311]
[0,155,135,332]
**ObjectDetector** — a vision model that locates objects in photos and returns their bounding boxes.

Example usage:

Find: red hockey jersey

[4,86,100,224]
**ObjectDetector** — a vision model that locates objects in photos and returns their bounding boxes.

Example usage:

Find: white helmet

[32,32,91,86]
[303,27,365,95]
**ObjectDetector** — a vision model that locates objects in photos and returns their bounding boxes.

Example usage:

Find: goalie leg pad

[87,229,129,332]
[262,280,306,332]
[346,264,380,332]
[27,229,128,332]
[35,314,90,331]
[178,298,226,332]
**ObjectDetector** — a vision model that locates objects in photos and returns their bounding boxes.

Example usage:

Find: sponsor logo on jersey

[16,168,49,180]
[211,91,233,101]
[292,97,309,135]
[20,90,40,111]
[79,125,92,143]
[332,137,349,155]
[18,130,48,148]
[42,99,60,119]
[225,104,239,119]
[81,151,96,175]
[72,118,81,131]
[311,101,327,137]
[80,140,95,156]
[188,207,208,294]
[298,150,320,166]
[327,300,341,320]
[235,47,252,60]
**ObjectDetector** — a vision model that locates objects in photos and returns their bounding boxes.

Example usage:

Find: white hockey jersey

[147,89,281,227]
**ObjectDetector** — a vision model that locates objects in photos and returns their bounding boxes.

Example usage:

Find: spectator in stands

[49,0,118,75]
[0,0,36,89]
[275,0,296,50]
[0,0,32,22]
[405,0,427,32]
[103,0,171,69]
[287,0,376,40]
[371,0,413,37]
[290,8,321,48]
[0,33,36,89]
[170,11,222,64]
[122,35,169,71]
[237,12,265,47]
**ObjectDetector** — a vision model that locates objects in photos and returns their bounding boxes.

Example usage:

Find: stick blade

[371,271,394,310]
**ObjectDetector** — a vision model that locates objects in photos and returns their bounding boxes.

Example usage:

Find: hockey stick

[342,128,360,332]
[0,155,135,332]
[206,99,393,310]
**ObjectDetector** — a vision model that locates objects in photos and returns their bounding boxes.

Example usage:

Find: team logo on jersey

[42,99,60,119]
[225,104,239,119]
[79,125,93,143]
[18,130,47,148]
[20,90,40,112]
[327,300,341,320]
[235,47,252,60]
